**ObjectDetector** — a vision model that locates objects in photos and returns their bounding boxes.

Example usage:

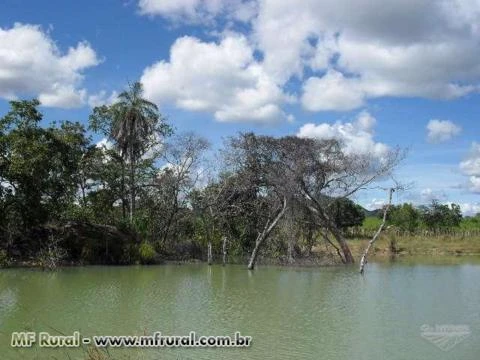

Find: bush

[138,242,156,264]
[0,249,11,267]
[36,235,67,270]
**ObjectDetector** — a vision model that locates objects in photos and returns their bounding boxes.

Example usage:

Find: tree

[89,82,171,221]
[141,132,210,247]
[360,187,395,274]
[420,201,462,229]
[224,133,291,269]
[388,203,419,232]
[267,136,401,264]
[0,100,90,255]
[330,198,365,229]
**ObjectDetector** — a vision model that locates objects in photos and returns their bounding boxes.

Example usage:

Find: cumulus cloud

[0,23,100,108]
[297,111,389,159]
[257,0,480,109]
[426,119,462,143]
[459,142,480,193]
[420,188,447,202]
[459,143,480,176]
[301,70,364,111]
[137,0,480,113]
[87,90,119,108]
[138,0,257,23]
[365,198,386,211]
[140,34,293,123]
[459,202,480,216]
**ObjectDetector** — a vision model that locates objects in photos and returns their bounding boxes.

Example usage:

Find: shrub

[0,249,11,267]
[138,242,156,264]
[36,235,67,270]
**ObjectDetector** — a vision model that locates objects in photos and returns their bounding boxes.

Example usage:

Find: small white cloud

[297,111,389,159]
[365,198,386,211]
[0,23,100,108]
[96,138,114,150]
[467,176,480,193]
[88,90,119,108]
[460,142,480,176]
[420,188,447,202]
[426,119,462,143]
[459,142,480,193]
[138,0,256,23]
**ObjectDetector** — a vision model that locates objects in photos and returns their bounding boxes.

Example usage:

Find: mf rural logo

[420,324,470,351]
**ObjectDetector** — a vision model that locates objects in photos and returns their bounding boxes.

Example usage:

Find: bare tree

[143,132,210,246]
[271,136,402,264]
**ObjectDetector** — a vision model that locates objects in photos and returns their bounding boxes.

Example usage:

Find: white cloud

[0,23,100,108]
[140,34,293,123]
[365,198,386,211]
[459,142,480,193]
[297,111,389,159]
[95,138,114,150]
[87,90,119,108]
[459,202,480,216]
[301,70,364,111]
[256,0,480,109]
[459,142,480,176]
[138,0,257,23]
[420,188,447,202]
[135,1,480,115]
[426,119,462,143]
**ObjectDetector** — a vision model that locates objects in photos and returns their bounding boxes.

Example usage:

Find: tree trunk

[359,188,394,274]
[121,160,126,220]
[248,197,287,270]
[222,236,227,266]
[286,211,295,264]
[129,150,135,222]
[330,226,355,264]
[207,241,213,265]
[301,190,354,264]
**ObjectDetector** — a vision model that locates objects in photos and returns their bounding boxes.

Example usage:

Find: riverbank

[3,232,480,269]
[347,233,480,258]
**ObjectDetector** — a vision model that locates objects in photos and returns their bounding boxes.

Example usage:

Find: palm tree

[111,82,160,221]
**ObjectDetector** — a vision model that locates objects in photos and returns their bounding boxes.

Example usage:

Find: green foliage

[1,90,401,266]
[0,249,10,267]
[460,214,480,230]
[89,82,173,222]
[331,198,365,229]
[388,203,419,232]
[362,216,383,231]
[138,242,156,264]
[420,200,462,229]
[1,100,90,246]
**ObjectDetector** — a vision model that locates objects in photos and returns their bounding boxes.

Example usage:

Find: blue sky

[1,0,480,214]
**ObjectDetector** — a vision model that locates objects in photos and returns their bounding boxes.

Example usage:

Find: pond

[1,257,479,359]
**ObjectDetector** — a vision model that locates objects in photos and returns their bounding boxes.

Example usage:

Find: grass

[347,232,480,259]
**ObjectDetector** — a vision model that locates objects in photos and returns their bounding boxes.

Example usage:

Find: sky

[1,0,480,214]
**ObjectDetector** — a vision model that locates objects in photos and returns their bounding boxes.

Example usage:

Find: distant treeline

[353,201,479,238]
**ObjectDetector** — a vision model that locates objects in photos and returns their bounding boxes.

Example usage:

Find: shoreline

[3,252,480,270]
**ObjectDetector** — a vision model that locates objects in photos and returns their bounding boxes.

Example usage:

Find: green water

[1,258,479,359]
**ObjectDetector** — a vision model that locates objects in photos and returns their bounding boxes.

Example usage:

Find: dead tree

[359,188,395,274]
[222,236,227,266]
[248,197,287,270]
